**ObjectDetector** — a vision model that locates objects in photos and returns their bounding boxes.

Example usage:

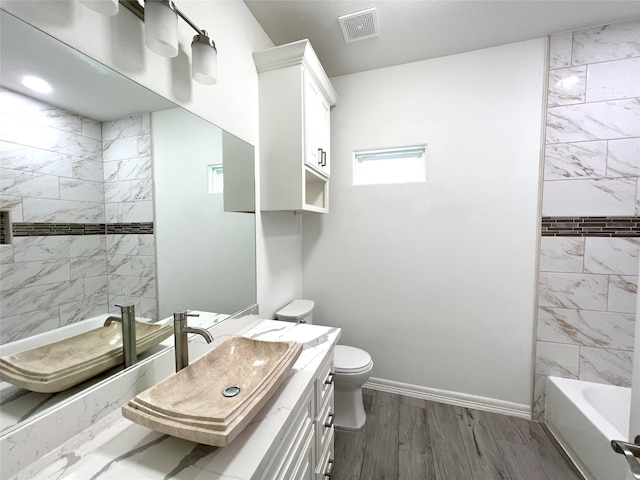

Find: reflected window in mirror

[208,164,224,193]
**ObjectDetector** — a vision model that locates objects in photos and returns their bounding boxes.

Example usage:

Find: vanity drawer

[258,389,313,480]
[270,415,313,480]
[315,357,334,409]
[288,427,314,480]
[315,427,335,480]
[315,384,334,454]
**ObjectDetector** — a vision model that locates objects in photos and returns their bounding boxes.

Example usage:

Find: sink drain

[222,386,241,398]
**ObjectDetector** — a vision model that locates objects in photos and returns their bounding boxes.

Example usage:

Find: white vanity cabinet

[257,388,315,480]
[257,350,335,480]
[253,40,337,214]
[315,356,335,479]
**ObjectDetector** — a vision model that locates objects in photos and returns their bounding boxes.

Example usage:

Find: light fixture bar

[120,0,144,20]
[120,1,206,36]
[172,4,201,36]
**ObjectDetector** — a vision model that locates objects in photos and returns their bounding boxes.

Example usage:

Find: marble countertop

[8,319,340,480]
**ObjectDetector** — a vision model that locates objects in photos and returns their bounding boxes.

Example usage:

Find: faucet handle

[115,304,135,313]
[173,311,200,322]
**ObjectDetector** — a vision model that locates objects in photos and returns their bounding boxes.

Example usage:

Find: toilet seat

[334,345,373,374]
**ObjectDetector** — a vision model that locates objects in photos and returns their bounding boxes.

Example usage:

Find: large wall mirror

[0,10,257,435]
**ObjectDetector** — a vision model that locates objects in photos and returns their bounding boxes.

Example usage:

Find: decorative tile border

[0,212,9,244]
[11,222,154,237]
[105,223,154,235]
[542,216,640,237]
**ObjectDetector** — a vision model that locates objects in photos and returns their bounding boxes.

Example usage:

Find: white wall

[256,211,303,318]
[302,39,547,407]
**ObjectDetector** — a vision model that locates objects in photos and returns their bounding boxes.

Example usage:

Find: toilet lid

[334,345,372,374]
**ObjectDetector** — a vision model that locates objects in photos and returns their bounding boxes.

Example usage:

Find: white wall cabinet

[253,40,337,213]
[258,350,335,480]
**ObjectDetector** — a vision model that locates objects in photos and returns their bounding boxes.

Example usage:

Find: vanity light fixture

[143,0,218,84]
[191,31,217,85]
[80,0,218,85]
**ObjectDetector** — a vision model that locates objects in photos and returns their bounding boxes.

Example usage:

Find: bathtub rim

[545,376,631,480]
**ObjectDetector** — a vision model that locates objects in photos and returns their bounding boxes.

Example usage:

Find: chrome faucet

[104,304,137,368]
[173,311,213,372]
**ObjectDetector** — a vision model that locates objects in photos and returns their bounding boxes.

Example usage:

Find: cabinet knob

[324,459,334,478]
[321,149,327,167]
[324,372,334,385]
[324,413,334,428]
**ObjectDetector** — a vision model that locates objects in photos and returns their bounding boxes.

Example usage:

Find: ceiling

[244,0,640,78]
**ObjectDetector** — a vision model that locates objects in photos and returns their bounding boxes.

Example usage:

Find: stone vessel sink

[0,321,172,393]
[122,336,303,446]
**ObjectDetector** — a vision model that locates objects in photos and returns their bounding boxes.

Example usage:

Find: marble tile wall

[534,19,640,419]
[102,115,156,319]
[0,89,157,343]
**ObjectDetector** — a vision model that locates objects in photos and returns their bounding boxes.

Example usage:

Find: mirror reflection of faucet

[104,304,137,368]
[173,311,214,372]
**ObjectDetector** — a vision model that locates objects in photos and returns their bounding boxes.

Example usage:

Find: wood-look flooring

[333,389,584,480]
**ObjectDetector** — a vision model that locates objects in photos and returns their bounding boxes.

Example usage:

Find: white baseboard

[364,377,532,419]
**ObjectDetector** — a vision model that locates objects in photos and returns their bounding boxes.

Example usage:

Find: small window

[208,165,223,193]
[353,145,426,185]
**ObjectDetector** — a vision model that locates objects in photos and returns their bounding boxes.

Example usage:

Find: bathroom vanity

[1,316,340,480]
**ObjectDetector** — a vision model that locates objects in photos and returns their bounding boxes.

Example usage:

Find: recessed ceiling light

[22,75,52,94]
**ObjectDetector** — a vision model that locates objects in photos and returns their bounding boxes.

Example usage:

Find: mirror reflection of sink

[122,336,303,446]
[0,320,173,393]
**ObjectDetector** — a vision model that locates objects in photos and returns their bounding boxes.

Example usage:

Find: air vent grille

[338,8,379,43]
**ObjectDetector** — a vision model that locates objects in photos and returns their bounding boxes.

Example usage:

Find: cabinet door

[304,72,330,178]
[316,95,330,177]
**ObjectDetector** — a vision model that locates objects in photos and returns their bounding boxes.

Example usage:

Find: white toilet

[275,299,373,430]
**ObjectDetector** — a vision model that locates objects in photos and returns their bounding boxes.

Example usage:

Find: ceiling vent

[338,7,379,43]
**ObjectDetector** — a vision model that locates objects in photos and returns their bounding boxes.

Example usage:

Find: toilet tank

[275,299,314,324]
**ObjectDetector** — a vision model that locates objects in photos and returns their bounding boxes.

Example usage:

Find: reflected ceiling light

[22,75,52,94]
[557,75,579,88]
[144,0,179,57]
[80,0,119,16]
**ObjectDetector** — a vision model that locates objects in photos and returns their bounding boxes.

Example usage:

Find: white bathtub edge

[546,419,593,480]
[545,376,629,480]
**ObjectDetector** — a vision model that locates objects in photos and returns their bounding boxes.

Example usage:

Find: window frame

[352,145,427,186]
[207,164,224,193]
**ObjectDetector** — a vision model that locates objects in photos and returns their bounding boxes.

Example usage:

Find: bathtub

[546,376,631,480]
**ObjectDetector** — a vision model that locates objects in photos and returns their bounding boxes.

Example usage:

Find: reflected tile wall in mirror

[0,88,157,344]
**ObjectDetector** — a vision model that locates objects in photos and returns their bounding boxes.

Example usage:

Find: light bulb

[144,0,179,58]
[192,33,217,85]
